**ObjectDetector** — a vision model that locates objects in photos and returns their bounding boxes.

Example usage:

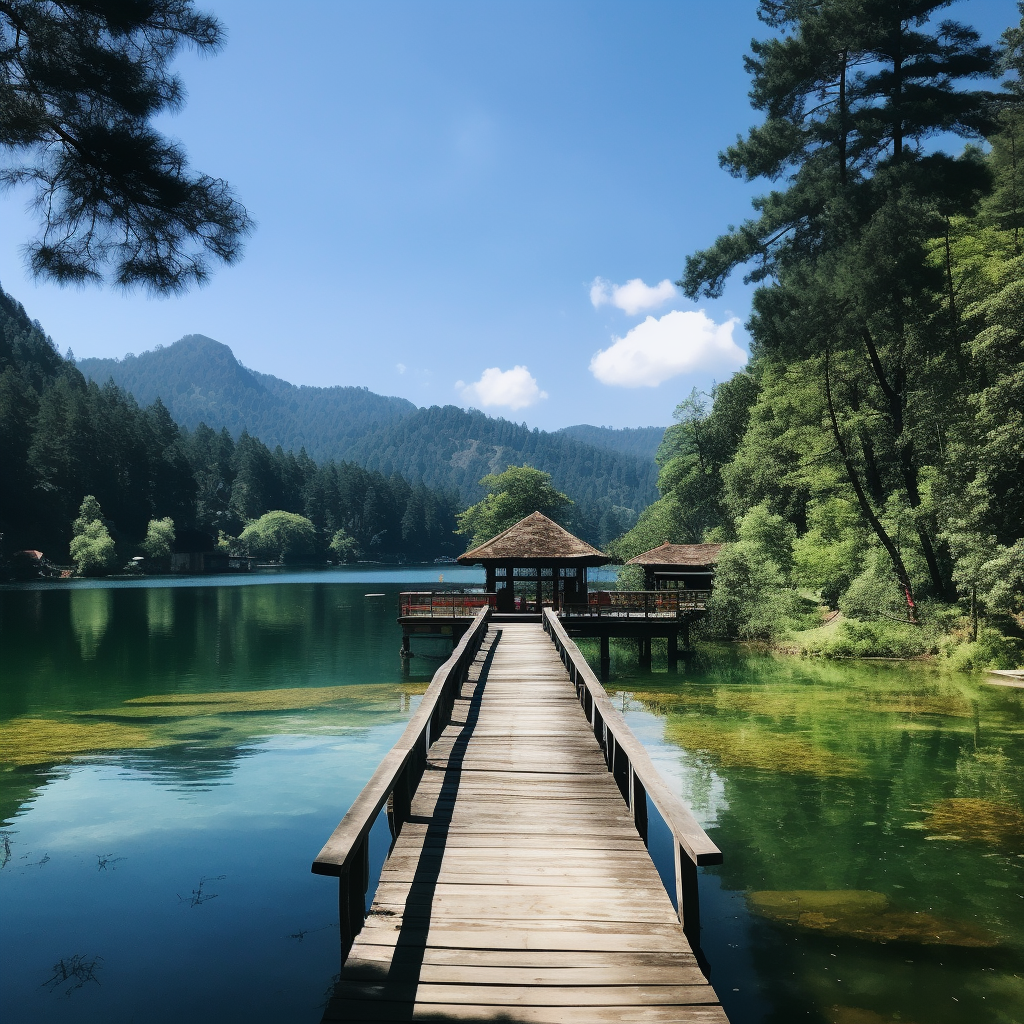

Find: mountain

[77,335,416,461]
[78,335,661,537]
[347,405,658,509]
[557,424,666,462]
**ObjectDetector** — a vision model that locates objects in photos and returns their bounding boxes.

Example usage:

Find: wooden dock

[314,610,727,1023]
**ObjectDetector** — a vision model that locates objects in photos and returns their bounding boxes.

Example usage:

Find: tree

[329,527,358,563]
[456,466,571,548]
[141,516,175,566]
[70,494,115,575]
[0,1,252,292]
[682,0,1000,610]
[239,510,317,562]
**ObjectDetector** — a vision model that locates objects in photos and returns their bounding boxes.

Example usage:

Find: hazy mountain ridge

[346,404,659,509]
[556,424,666,462]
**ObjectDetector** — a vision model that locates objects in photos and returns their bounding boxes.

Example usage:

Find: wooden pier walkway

[314,611,726,1023]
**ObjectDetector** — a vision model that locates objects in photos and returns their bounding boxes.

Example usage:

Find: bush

[239,511,317,562]
[708,544,799,641]
[329,527,359,563]
[943,628,1024,671]
[806,619,937,659]
[69,495,116,576]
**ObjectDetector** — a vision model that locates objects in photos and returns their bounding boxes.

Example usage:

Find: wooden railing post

[629,764,648,844]
[338,834,370,962]
[674,842,701,947]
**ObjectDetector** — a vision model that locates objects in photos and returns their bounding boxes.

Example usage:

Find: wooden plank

[323,1002,730,1023]
[318,620,726,1024]
[330,981,721,1006]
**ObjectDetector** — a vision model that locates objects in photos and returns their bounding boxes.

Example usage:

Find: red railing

[399,592,497,618]
[559,590,711,619]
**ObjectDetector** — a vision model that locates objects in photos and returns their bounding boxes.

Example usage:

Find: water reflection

[0,577,442,1024]
[69,589,112,659]
[600,642,1024,1024]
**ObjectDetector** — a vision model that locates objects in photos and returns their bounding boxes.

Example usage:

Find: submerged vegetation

[747,890,999,947]
[0,683,426,768]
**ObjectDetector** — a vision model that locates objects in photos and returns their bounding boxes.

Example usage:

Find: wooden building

[457,512,607,613]
[625,542,724,592]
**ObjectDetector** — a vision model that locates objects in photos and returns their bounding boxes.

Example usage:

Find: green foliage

[141,518,175,562]
[329,528,359,563]
[456,466,571,548]
[803,619,937,660]
[943,628,1024,672]
[69,496,115,576]
[706,504,805,641]
[239,511,317,563]
[78,337,660,543]
[0,2,252,292]
[793,498,866,607]
[611,374,758,556]
[708,543,798,642]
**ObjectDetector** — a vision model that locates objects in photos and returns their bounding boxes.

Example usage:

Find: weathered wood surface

[321,623,727,1024]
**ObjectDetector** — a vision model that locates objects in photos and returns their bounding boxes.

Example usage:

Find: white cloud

[457,365,548,410]
[590,277,677,315]
[396,362,407,374]
[589,310,747,388]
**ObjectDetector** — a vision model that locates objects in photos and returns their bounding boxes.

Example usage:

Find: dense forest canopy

[0,286,461,567]
[79,335,658,546]
[614,0,1024,664]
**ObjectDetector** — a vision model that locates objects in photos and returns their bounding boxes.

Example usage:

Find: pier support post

[667,631,678,673]
[599,634,610,682]
[639,637,652,671]
[400,634,410,677]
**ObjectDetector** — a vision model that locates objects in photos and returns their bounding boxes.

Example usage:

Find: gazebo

[625,542,724,593]
[457,512,608,613]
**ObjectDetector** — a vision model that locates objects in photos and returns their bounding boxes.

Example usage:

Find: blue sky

[0,0,1015,430]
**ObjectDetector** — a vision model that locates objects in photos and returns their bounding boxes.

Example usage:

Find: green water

[587,639,1024,1024]
[0,570,480,1023]
[1,575,1021,1024]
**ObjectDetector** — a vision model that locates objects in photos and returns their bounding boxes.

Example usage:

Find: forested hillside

[556,424,665,462]
[614,1,1024,668]
[0,290,460,566]
[346,405,657,544]
[77,336,417,460]
[79,335,660,546]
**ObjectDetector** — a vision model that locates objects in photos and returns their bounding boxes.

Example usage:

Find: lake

[1,570,1022,1024]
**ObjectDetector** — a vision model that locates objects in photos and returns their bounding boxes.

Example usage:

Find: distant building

[170,529,254,574]
[624,542,724,592]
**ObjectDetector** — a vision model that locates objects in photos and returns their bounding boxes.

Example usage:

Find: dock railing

[560,589,711,619]
[311,606,491,957]
[399,591,497,618]
[543,607,722,944]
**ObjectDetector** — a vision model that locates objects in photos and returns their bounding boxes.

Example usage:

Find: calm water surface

[588,639,1024,1024]
[1,571,1021,1024]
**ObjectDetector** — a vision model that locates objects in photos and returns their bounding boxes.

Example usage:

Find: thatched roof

[457,512,608,565]
[625,542,724,567]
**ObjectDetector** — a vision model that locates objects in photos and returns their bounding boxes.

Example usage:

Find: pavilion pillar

[667,631,678,673]
[535,571,542,613]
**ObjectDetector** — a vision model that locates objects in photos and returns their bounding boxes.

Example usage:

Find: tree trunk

[860,326,948,598]
[824,347,918,622]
